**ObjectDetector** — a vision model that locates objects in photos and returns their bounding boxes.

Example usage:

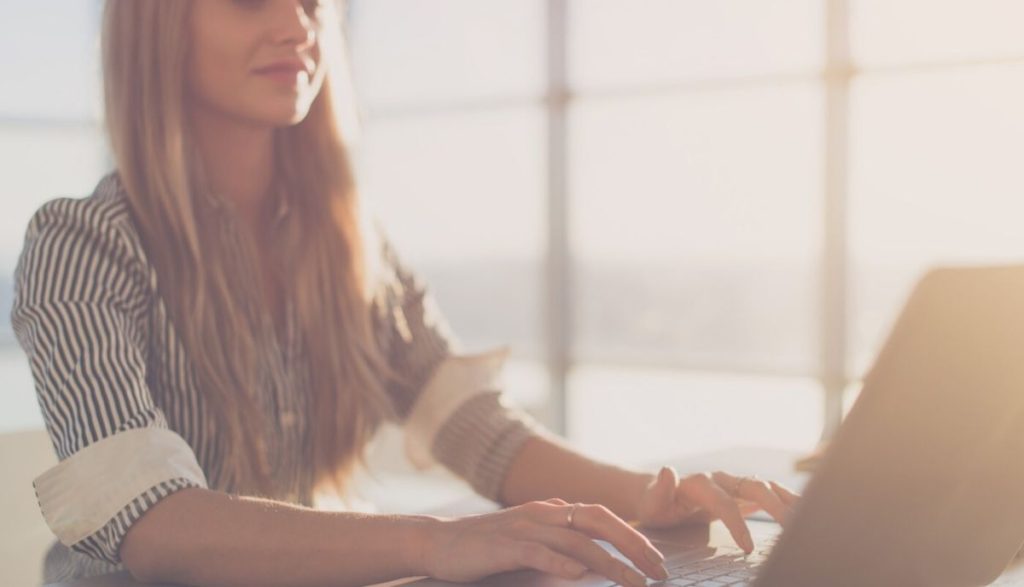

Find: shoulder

[15,172,152,300]
[25,172,137,242]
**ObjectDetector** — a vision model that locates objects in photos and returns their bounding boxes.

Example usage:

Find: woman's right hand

[419,498,669,587]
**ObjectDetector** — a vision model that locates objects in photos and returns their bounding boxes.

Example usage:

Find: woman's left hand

[634,467,800,553]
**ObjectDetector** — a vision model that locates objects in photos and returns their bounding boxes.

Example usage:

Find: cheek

[188,23,254,115]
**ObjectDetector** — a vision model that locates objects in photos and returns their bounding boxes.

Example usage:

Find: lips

[253,60,312,76]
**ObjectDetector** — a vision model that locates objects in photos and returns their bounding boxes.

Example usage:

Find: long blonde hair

[102,0,394,495]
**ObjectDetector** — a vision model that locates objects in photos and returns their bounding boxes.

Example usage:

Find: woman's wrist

[400,514,445,577]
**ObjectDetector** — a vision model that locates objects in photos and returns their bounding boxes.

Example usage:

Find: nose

[270,1,317,49]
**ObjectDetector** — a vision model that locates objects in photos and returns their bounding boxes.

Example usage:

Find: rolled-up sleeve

[11,198,208,564]
[374,233,543,501]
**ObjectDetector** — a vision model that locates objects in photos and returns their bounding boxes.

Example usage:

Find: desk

[42,447,1024,587]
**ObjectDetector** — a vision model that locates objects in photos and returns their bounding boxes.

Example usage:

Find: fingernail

[644,544,665,565]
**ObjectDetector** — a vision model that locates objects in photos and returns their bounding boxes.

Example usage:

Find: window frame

[9,0,1024,440]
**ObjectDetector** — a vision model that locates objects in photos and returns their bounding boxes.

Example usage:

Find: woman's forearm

[120,487,436,587]
[498,435,656,523]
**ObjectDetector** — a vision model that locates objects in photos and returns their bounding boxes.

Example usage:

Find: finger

[551,503,667,581]
[516,500,567,522]
[770,481,801,507]
[681,474,755,553]
[712,472,791,526]
[742,481,791,526]
[737,500,762,518]
[516,500,667,578]
[510,540,588,580]
[651,466,677,505]
[526,524,659,587]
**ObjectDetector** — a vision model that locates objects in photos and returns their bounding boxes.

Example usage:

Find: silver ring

[567,503,581,529]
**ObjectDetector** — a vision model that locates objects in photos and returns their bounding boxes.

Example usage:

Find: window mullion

[544,0,571,436]
[821,0,852,440]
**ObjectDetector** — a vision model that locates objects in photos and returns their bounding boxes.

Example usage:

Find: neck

[192,107,275,229]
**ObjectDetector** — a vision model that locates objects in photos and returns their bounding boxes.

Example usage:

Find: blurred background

[3,0,1024,583]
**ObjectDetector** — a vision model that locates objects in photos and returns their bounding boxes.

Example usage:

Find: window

[7,1,1024,461]
[349,0,1024,460]
[565,0,826,456]
[570,84,823,374]
[849,2,1024,374]
[347,0,551,416]
[0,0,105,432]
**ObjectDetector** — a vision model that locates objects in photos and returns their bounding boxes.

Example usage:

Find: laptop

[412,265,1024,587]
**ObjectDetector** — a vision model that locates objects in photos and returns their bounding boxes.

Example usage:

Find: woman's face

[188,0,328,128]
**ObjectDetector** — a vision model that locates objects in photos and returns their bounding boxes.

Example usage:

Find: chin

[258,105,313,128]
[280,111,312,127]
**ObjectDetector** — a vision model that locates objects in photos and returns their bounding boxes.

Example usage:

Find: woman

[12,1,798,585]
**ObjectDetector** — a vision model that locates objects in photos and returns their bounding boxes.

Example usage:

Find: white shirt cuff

[403,346,510,469]
[33,427,208,546]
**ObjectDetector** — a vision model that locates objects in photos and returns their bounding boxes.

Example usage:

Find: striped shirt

[11,173,541,582]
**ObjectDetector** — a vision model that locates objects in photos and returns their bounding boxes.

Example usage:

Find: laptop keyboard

[645,535,779,586]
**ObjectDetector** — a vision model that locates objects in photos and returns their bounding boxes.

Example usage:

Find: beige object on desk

[1,429,58,586]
